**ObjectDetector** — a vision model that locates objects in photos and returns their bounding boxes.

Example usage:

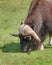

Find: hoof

[39,44,44,51]
[49,37,52,46]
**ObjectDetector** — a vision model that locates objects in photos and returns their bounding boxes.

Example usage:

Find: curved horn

[9,33,20,37]
[20,24,41,42]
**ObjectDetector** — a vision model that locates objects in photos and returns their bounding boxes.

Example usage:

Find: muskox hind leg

[49,35,52,46]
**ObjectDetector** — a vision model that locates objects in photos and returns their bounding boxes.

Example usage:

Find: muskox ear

[9,33,20,37]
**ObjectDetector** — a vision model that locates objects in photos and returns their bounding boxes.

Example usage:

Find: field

[0,0,52,65]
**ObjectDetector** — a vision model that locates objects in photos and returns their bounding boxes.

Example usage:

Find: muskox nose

[23,45,27,52]
[23,48,32,53]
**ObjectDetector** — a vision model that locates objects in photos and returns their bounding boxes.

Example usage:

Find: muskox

[10,0,52,52]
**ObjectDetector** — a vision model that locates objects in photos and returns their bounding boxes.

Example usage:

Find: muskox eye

[24,36,32,40]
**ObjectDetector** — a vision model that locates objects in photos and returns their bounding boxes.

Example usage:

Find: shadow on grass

[0,42,21,53]
[0,42,52,53]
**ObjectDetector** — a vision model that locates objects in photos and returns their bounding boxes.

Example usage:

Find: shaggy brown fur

[21,0,52,51]
[24,0,52,40]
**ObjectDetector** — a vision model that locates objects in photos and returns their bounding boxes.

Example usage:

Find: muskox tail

[9,33,19,37]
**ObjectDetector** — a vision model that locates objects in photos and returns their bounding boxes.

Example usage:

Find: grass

[0,0,52,65]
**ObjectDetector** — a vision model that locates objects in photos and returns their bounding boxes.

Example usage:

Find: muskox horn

[20,24,41,42]
[9,33,20,37]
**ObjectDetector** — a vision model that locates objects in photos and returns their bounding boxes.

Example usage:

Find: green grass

[0,0,52,65]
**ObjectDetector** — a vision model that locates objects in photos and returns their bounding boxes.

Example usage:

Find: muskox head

[10,23,41,52]
[19,23,41,52]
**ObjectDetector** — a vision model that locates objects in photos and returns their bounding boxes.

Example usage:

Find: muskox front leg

[49,35,52,46]
[38,41,44,50]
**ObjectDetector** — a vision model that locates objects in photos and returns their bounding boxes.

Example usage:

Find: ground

[0,0,52,65]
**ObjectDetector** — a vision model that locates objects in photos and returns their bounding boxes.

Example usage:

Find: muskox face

[19,34,34,52]
[19,24,41,52]
[19,34,41,52]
